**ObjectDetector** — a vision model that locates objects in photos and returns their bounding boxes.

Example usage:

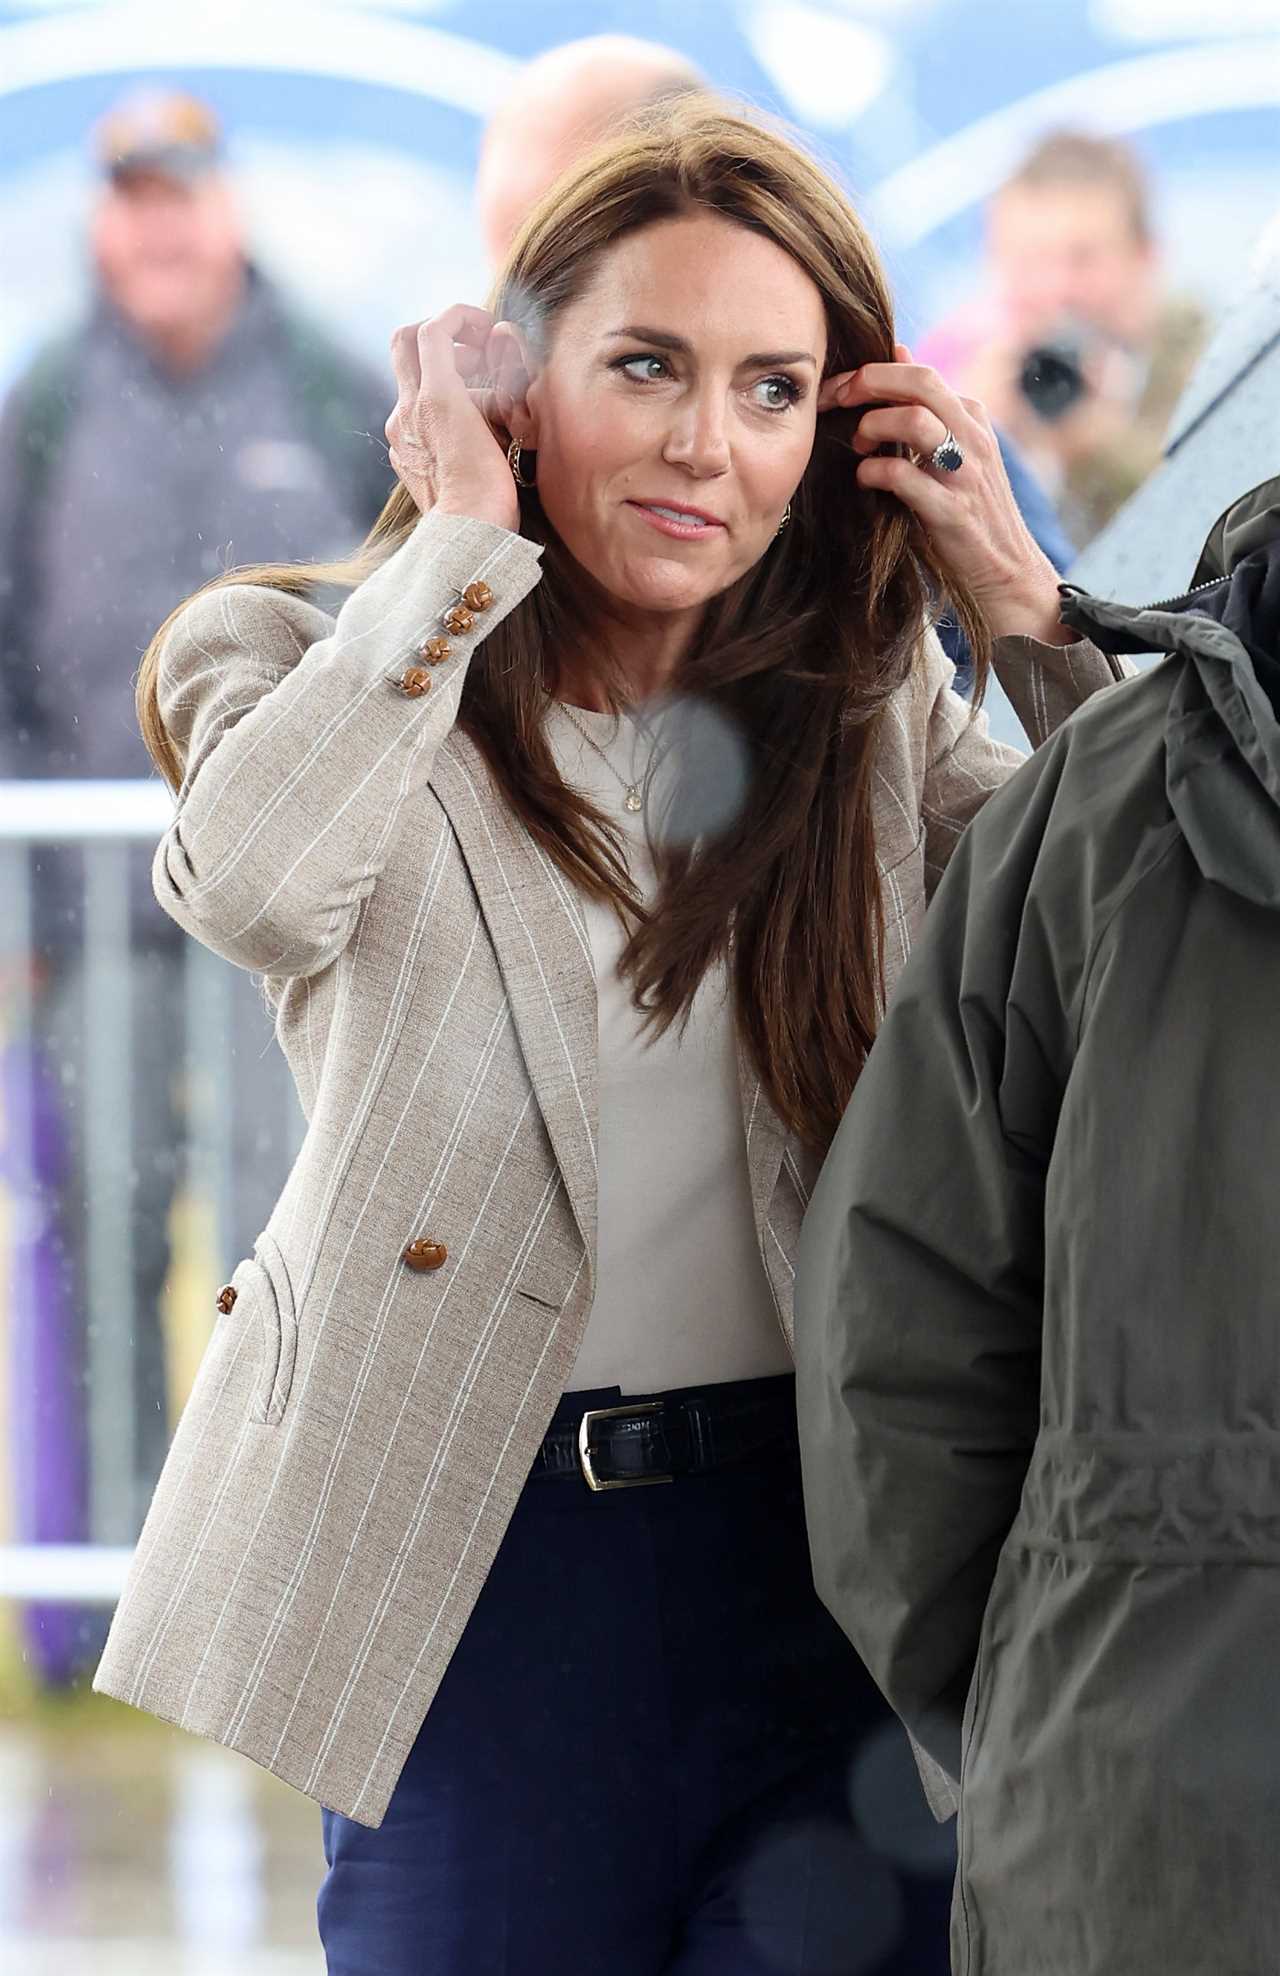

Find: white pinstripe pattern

[302,973,317,1094]
[175,600,306,840]
[783,1148,810,1208]
[154,526,540,980]
[132,1269,314,1702]
[875,764,920,838]
[218,710,445,944]
[95,515,1127,1825]
[450,750,598,1245]
[265,771,487,1329]
[145,830,461,1714]
[768,1220,796,1280]
[128,1400,258,1707]
[178,622,402,884]
[286,754,455,1309]
[352,1240,590,1821]
[207,913,497,1738]
[126,527,543,1716]
[166,661,285,811]
[883,872,919,976]
[221,992,515,1747]
[178,541,494,877]
[528,830,594,968]
[124,1324,254,1581]
[302,1154,559,1788]
[229,740,598,1762]
[744,1073,762,1149]
[1032,650,1048,741]
[240,1016,523,1746]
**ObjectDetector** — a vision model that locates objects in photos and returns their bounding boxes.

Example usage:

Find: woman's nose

[663,395,731,476]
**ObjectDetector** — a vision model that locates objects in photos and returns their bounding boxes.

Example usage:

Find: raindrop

[647,693,750,846]
[848,1719,958,1876]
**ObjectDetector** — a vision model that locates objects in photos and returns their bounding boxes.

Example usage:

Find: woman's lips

[627,501,726,541]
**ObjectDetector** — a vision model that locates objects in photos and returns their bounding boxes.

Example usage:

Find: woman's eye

[613,356,800,409]
[754,374,802,412]
[619,354,671,383]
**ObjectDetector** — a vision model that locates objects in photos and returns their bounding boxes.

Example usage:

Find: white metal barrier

[0,1544,132,1601]
[0,779,303,1610]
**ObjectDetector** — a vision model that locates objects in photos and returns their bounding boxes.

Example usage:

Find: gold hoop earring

[776,501,791,534]
[507,438,535,489]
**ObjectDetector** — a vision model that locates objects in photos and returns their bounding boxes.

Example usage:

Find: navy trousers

[318,1374,956,1974]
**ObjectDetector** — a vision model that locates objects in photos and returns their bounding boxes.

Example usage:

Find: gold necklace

[557,702,646,813]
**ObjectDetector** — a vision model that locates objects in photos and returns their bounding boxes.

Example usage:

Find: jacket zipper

[1140,575,1226,613]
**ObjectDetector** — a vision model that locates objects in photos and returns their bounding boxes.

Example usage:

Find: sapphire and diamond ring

[929,428,965,474]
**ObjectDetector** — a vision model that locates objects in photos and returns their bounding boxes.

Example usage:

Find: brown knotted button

[461,581,493,613]
[402,1238,448,1272]
[441,604,474,636]
[396,665,432,698]
[418,636,452,666]
[215,1284,238,1314]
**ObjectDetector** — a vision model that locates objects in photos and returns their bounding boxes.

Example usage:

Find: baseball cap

[94,89,223,183]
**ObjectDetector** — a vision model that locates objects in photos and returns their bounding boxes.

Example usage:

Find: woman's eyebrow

[605,324,818,368]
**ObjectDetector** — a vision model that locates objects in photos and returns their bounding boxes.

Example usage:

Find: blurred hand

[1046,373,1140,468]
[969,326,1149,495]
[818,343,1072,645]
[961,337,1024,432]
[385,305,522,533]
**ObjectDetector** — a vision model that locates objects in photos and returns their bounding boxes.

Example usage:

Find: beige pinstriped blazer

[93,509,1126,1826]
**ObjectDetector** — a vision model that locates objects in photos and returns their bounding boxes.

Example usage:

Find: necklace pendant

[624,786,643,813]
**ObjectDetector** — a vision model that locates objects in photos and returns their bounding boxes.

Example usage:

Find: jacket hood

[1060,477,1280,908]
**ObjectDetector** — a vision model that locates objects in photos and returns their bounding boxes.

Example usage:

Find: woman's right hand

[385,305,521,533]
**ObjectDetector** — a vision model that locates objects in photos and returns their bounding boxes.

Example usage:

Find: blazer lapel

[431,735,599,1272]
[431,736,789,1284]
[736,1033,788,1256]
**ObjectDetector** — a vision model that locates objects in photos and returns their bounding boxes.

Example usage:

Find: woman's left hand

[818,344,1075,646]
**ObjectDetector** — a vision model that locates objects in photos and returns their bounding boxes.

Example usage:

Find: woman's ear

[486,320,539,447]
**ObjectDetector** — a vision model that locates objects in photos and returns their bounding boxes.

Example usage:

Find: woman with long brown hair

[95,100,1126,1972]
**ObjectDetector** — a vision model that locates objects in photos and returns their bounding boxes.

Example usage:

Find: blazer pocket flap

[247,1229,299,1425]
[513,1248,580,1313]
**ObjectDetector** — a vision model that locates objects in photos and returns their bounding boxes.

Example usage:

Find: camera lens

[1018,340,1086,422]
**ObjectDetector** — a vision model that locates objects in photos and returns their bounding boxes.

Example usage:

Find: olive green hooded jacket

[796,478,1280,1975]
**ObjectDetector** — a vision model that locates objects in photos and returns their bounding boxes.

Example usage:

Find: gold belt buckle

[577,1402,675,1492]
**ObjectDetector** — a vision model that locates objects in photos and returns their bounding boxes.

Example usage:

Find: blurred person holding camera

[0,88,392,1591]
[923,130,1207,551]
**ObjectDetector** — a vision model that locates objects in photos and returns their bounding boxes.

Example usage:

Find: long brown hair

[137,98,990,1148]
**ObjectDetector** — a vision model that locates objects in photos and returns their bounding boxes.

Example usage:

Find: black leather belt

[530,1381,797,1492]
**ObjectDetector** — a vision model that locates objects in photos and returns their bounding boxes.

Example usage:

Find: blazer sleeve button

[402,1239,448,1272]
[461,581,493,612]
[215,1284,238,1314]
[398,665,432,698]
[419,636,452,665]
[441,604,475,636]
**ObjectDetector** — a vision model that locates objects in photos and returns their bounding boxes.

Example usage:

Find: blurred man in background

[0,89,392,1646]
[477,34,700,265]
[924,130,1207,549]
[0,88,391,777]
[477,33,1073,681]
